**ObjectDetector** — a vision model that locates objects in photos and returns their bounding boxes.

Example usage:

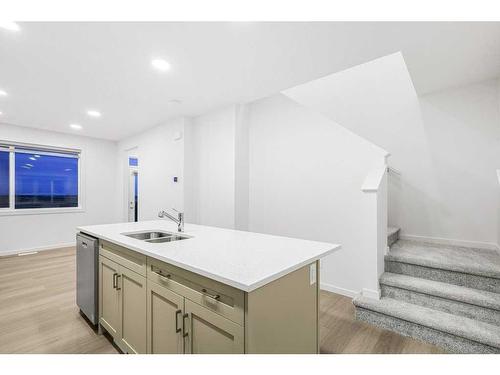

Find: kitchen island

[78,221,339,354]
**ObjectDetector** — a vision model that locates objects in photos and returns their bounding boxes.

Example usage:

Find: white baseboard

[399,234,500,252]
[320,282,359,298]
[0,242,76,257]
[362,288,381,300]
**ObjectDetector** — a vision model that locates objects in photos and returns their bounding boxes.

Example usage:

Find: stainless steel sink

[145,236,190,244]
[122,230,191,243]
[123,231,171,240]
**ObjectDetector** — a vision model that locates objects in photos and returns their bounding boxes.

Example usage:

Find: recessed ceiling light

[0,90,7,96]
[0,111,3,115]
[0,22,20,32]
[87,110,101,118]
[151,59,171,72]
[69,123,82,130]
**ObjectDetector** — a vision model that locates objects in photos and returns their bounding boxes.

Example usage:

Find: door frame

[128,167,138,222]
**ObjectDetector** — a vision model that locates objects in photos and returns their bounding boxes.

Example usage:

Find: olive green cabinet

[146,281,184,354]
[119,266,147,354]
[98,240,319,354]
[145,280,244,354]
[98,252,147,354]
[184,299,244,354]
[99,256,121,338]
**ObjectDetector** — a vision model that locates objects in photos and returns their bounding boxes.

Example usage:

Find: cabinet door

[147,281,184,354]
[119,267,147,354]
[99,256,121,338]
[184,300,243,354]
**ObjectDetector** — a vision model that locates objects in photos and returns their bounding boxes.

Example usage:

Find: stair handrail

[387,166,401,176]
[361,164,387,193]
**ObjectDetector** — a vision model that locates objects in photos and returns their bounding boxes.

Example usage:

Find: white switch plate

[310,263,317,285]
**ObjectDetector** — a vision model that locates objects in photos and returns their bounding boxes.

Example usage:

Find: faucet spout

[158,209,184,232]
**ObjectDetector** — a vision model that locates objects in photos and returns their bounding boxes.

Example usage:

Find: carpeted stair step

[385,240,500,293]
[380,272,500,326]
[353,296,500,353]
[387,227,400,248]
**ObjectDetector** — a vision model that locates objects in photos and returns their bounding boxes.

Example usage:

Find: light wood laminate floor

[0,247,445,354]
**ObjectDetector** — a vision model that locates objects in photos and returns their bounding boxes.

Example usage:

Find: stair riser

[381,285,500,326]
[385,260,500,294]
[355,307,500,354]
[387,231,400,248]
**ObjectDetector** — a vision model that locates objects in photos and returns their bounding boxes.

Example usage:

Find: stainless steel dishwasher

[76,232,99,325]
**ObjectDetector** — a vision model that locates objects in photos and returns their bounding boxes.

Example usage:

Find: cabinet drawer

[147,257,244,326]
[100,241,147,277]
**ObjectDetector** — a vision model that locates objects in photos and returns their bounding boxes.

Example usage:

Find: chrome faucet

[158,209,184,232]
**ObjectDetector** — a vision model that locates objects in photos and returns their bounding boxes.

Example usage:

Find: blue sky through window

[129,157,138,167]
[0,151,9,208]
[15,152,78,208]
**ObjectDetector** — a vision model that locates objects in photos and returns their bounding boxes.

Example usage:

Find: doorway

[128,157,138,222]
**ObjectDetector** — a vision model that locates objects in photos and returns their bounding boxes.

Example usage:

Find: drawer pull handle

[201,288,220,301]
[116,274,121,290]
[151,265,171,279]
[112,273,118,289]
[175,309,182,333]
[182,313,189,337]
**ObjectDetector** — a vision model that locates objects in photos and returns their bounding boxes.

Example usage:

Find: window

[0,143,81,212]
[0,150,9,208]
[128,157,138,167]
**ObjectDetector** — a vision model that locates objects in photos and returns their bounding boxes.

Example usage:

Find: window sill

[0,207,85,216]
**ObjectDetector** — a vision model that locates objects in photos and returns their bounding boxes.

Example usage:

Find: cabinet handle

[116,274,121,290]
[182,313,189,338]
[151,265,171,279]
[201,288,220,301]
[175,309,182,333]
[112,273,118,289]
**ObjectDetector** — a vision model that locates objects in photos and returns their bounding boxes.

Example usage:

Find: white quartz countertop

[78,221,340,292]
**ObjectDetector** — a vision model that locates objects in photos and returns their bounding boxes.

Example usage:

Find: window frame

[0,141,84,216]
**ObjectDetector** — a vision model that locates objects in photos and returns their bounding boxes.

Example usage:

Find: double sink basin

[122,230,191,244]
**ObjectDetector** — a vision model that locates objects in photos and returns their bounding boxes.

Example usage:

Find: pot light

[69,123,82,130]
[0,22,20,32]
[0,90,7,97]
[0,111,2,115]
[87,110,101,118]
[151,59,171,72]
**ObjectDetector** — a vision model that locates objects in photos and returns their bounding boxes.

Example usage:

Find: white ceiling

[1,22,499,141]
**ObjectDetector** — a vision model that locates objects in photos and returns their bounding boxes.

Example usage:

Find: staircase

[353,230,500,353]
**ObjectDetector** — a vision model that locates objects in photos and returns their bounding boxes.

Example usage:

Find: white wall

[418,79,500,246]
[117,118,187,222]
[247,94,387,296]
[234,104,250,231]
[182,95,388,296]
[0,123,120,254]
[284,52,500,247]
[187,106,237,228]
